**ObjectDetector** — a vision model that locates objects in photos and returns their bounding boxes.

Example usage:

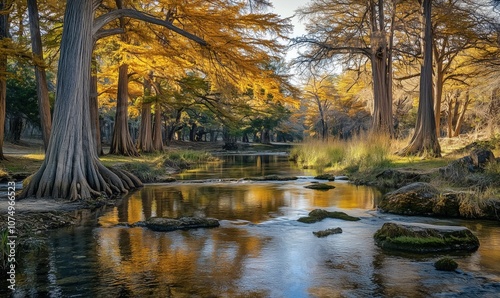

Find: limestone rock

[374,221,480,253]
[378,182,439,216]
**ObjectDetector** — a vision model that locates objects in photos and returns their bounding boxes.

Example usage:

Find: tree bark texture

[27,0,52,150]
[21,0,142,201]
[138,73,154,152]
[90,68,103,155]
[399,0,441,157]
[0,0,9,160]
[109,63,139,156]
[369,0,394,137]
[152,101,163,151]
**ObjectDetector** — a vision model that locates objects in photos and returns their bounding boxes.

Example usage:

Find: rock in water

[374,222,479,253]
[145,217,220,232]
[378,182,439,216]
[313,227,343,238]
[298,209,360,223]
[304,183,336,190]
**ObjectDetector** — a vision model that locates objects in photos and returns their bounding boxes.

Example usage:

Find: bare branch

[92,8,207,46]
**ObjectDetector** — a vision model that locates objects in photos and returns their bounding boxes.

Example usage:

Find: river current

[3,153,500,297]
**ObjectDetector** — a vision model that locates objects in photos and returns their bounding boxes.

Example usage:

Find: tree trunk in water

[138,74,153,152]
[399,0,441,157]
[369,0,394,137]
[21,0,142,201]
[27,0,52,151]
[90,67,103,155]
[109,63,139,156]
[0,0,9,160]
[152,102,163,151]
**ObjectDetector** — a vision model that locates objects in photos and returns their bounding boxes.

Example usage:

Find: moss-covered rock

[304,183,336,190]
[313,227,342,238]
[378,182,439,216]
[298,209,360,223]
[144,217,220,232]
[434,257,458,271]
[374,222,480,253]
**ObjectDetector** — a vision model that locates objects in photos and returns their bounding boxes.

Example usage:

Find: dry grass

[290,133,391,173]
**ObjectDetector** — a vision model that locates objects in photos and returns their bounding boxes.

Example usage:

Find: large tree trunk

[433,53,444,137]
[399,0,441,157]
[0,0,9,160]
[109,63,139,156]
[21,0,142,201]
[138,74,154,152]
[138,102,153,152]
[27,0,52,150]
[167,108,183,142]
[152,102,163,151]
[369,0,394,137]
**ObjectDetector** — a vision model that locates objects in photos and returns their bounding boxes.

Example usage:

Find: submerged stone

[144,216,220,232]
[304,183,336,190]
[298,209,360,223]
[434,257,459,271]
[245,175,298,181]
[313,227,343,238]
[374,222,480,253]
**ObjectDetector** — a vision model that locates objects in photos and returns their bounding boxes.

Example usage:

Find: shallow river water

[3,154,500,297]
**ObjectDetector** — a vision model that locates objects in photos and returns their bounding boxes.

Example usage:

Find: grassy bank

[290,134,394,173]
[0,148,218,183]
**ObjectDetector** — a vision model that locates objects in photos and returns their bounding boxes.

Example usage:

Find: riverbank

[1,136,499,235]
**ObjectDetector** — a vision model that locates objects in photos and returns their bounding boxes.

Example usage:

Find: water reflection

[2,154,500,297]
[99,182,379,226]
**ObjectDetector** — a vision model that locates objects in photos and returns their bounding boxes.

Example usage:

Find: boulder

[298,209,360,223]
[144,217,220,232]
[374,222,480,253]
[378,182,439,216]
[470,149,495,168]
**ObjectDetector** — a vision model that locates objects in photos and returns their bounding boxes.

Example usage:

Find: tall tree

[137,72,154,152]
[0,0,10,160]
[27,0,52,150]
[302,71,337,141]
[294,0,396,137]
[399,0,441,157]
[21,0,208,201]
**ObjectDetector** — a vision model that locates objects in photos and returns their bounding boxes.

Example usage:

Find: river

[2,153,500,297]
